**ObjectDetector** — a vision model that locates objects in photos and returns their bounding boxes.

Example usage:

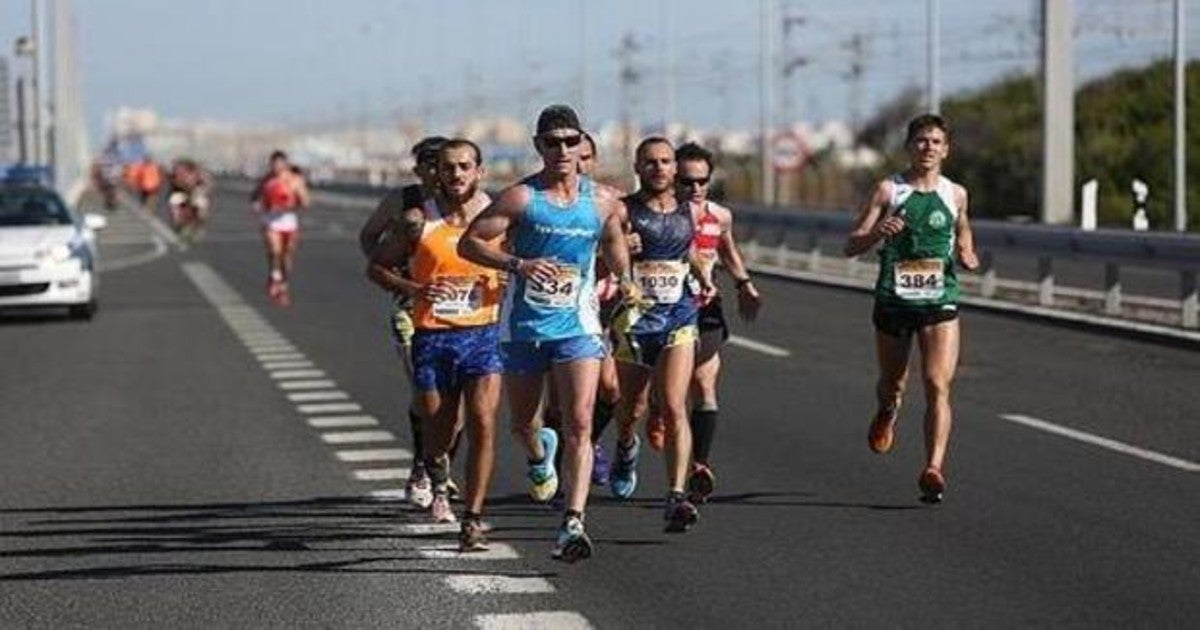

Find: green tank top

[874,174,960,309]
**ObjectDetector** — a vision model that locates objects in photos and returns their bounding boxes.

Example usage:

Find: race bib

[524,264,581,309]
[633,260,689,304]
[432,276,483,318]
[894,259,945,300]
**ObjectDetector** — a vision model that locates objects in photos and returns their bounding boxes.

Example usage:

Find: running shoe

[276,283,292,307]
[267,279,283,301]
[609,435,640,499]
[528,427,559,503]
[646,413,666,452]
[663,494,699,533]
[406,468,434,510]
[459,518,489,552]
[551,515,593,562]
[430,493,457,523]
[918,467,946,504]
[686,462,716,504]
[868,408,898,454]
[445,477,461,501]
[591,443,611,486]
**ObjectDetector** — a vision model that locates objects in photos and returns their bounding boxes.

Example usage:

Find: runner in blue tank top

[458,105,641,563]
[609,137,714,533]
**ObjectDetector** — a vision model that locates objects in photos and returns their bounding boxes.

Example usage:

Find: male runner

[610,137,714,533]
[675,142,762,504]
[844,114,979,503]
[458,105,638,561]
[251,150,310,306]
[361,137,447,509]
[368,139,501,550]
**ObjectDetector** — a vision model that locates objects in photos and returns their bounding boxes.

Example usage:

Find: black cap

[535,105,582,136]
[411,136,448,162]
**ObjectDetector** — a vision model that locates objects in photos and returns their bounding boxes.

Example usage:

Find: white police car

[0,176,106,319]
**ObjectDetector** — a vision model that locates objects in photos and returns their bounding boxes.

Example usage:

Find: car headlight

[35,243,78,264]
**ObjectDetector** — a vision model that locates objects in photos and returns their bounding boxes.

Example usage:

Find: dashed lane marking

[1000,413,1200,473]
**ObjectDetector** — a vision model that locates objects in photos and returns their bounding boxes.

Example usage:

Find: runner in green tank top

[844,114,979,504]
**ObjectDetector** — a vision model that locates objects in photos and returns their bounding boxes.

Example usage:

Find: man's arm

[366,208,425,298]
[954,185,980,271]
[597,196,648,306]
[459,185,557,285]
[844,179,901,257]
[714,206,762,321]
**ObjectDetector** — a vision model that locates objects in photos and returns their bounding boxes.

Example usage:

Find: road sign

[771,132,806,171]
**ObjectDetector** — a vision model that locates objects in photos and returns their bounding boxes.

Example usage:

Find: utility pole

[760,0,776,205]
[660,0,676,135]
[616,32,642,167]
[927,0,941,114]
[842,32,867,133]
[579,0,590,118]
[1174,0,1187,232]
[1041,0,1074,225]
[31,0,44,164]
[781,6,808,127]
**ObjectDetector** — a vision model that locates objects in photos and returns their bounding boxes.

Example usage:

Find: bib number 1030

[894,259,945,300]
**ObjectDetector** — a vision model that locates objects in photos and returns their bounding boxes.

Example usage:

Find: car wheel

[69,300,97,320]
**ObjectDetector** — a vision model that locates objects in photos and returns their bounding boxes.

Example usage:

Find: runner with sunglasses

[673,142,762,504]
[458,104,640,562]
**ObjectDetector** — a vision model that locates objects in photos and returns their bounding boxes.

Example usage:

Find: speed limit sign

[772,132,807,171]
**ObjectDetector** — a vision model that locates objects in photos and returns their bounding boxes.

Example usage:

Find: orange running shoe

[867,408,898,454]
[918,467,946,504]
[646,413,666,452]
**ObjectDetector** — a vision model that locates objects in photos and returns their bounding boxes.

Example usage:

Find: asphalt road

[0,186,1196,629]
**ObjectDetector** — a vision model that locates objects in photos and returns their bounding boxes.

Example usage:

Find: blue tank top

[500,176,603,342]
[624,197,698,335]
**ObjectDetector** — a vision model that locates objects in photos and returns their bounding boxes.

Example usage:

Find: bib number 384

[524,264,581,309]
[894,258,945,300]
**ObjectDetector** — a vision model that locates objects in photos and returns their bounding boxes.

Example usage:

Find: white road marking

[335,448,412,462]
[277,379,338,391]
[99,235,168,273]
[270,369,327,380]
[474,612,592,629]
[249,345,300,354]
[367,489,407,501]
[321,430,396,444]
[353,468,411,481]
[727,334,792,357]
[396,522,460,535]
[1000,414,1200,473]
[418,543,520,560]
[298,402,364,415]
[307,415,379,428]
[256,352,307,362]
[446,576,556,595]
[263,361,316,370]
[241,336,288,345]
[287,391,350,402]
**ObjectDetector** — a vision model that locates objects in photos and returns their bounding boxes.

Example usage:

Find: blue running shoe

[551,515,593,562]
[609,435,640,499]
[591,443,611,486]
[528,427,559,503]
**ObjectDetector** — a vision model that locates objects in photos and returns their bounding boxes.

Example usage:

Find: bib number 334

[524,264,581,309]
[894,259,945,300]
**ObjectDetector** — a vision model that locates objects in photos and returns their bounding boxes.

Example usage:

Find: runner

[251,150,310,306]
[609,137,714,533]
[458,104,639,562]
[369,139,501,550]
[361,136,447,509]
[674,141,762,504]
[843,113,979,504]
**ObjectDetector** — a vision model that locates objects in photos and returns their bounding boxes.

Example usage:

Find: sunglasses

[537,134,584,149]
[678,176,711,187]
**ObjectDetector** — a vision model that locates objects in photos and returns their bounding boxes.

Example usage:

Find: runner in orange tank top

[368,139,503,551]
[251,150,310,306]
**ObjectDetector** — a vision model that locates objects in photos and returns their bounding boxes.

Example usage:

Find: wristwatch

[506,257,523,274]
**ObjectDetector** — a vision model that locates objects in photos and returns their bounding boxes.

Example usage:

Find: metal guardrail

[289,177,1199,330]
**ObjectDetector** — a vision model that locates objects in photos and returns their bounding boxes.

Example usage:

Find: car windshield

[0,189,75,227]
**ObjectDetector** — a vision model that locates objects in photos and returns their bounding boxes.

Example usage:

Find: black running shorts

[872,303,958,338]
[697,297,730,364]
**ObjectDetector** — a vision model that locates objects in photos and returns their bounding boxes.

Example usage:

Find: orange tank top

[411,219,502,330]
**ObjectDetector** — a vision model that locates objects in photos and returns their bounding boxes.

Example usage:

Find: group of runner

[257,106,976,560]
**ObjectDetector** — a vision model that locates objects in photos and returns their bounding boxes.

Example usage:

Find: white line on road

[298,403,364,415]
[474,612,592,629]
[307,415,379,428]
[255,353,307,362]
[249,345,300,354]
[270,370,328,380]
[335,448,412,462]
[447,575,556,594]
[278,379,338,391]
[353,468,411,481]
[419,543,520,560]
[287,391,350,402]
[367,489,408,501]
[727,334,792,357]
[263,361,316,370]
[321,430,396,444]
[1000,414,1200,473]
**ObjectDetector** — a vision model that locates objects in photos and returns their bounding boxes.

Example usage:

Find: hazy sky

[2,0,1195,141]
